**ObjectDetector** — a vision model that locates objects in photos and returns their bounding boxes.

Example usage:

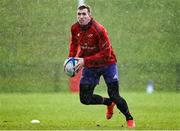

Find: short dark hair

[78,4,91,14]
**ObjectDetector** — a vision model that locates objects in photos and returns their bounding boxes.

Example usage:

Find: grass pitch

[0,0,179,92]
[0,91,180,130]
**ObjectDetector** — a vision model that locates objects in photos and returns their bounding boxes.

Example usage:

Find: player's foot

[106,102,115,119]
[127,119,135,128]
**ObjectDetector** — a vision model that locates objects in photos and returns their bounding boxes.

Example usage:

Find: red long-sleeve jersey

[68,19,117,68]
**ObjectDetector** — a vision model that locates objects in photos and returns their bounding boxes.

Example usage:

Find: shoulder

[91,20,107,36]
[93,20,106,28]
[71,22,80,32]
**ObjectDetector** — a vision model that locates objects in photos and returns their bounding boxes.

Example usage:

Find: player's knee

[80,95,91,105]
[80,99,90,105]
[79,84,94,105]
[109,91,121,103]
[107,81,120,101]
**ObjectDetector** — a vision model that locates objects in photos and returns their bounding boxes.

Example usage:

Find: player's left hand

[74,57,84,73]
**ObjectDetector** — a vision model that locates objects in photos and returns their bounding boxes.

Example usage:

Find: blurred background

[0,0,179,93]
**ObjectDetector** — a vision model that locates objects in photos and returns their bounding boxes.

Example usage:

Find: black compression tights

[80,81,133,120]
[79,84,111,105]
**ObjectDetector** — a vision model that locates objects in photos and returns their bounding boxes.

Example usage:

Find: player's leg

[103,64,135,128]
[107,81,135,128]
[79,67,112,105]
[79,84,112,105]
[107,81,133,119]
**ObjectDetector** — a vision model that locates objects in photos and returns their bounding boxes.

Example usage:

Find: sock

[116,97,133,120]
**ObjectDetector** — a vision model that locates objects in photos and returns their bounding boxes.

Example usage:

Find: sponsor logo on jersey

[87,33,93,38]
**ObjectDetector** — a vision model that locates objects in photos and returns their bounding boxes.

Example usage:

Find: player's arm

[68,27,78,57]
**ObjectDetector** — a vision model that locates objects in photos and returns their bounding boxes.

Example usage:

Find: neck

[80,18,93,31]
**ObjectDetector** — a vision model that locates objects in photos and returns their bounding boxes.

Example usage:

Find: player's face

[77,8,91,25]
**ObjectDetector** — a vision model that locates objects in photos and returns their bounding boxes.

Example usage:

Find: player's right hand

[74,57,84,73]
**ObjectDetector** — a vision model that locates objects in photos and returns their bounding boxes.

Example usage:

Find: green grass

[0,0,180,92]
[0,92,180,130]
[0,1,179,129]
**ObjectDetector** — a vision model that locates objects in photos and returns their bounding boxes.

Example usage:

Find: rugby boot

[106,102,115,119]
[127,119,135,128]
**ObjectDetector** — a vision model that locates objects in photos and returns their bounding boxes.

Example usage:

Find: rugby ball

[64,57,78,77]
